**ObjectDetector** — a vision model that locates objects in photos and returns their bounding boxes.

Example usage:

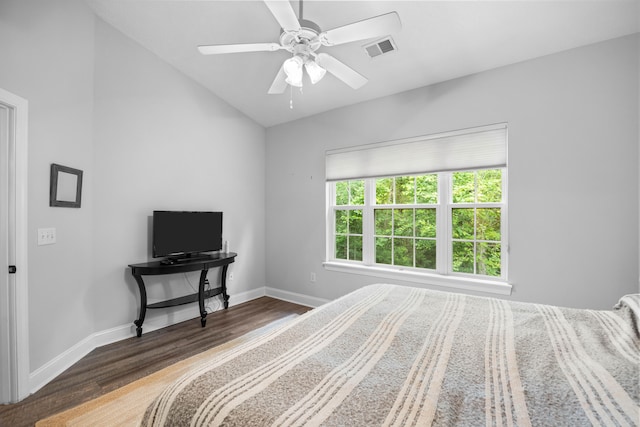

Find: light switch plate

[37,228,56,245]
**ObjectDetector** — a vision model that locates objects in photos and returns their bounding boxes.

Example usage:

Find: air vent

[363,37,397,58]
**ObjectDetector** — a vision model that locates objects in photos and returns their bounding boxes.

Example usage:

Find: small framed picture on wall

[49,163,83,208]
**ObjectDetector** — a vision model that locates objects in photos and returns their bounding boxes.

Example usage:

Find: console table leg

[132,274,147,337]
[221,264,230,309]
[198,269,208,327]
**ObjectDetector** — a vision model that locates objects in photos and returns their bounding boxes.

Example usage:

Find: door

[0,88,29,404]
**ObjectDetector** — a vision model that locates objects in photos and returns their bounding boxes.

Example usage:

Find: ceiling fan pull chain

[289,85,294,109]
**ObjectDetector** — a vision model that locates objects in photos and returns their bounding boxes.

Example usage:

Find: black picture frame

[49,163,83,208]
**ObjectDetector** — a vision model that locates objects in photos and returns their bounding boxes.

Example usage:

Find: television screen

[152,211,223,258]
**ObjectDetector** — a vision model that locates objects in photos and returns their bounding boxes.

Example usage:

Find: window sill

[322,261,512,296]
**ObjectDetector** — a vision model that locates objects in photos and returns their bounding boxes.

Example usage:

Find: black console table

[128,252,237,337]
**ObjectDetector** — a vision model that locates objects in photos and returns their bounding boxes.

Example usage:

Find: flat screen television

[152,210,223,259]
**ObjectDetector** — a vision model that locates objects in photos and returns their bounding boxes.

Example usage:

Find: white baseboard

[28,287,266,396]
[265,287,330,308]
[28,333,96,397]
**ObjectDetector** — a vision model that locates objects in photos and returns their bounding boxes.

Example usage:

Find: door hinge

[8,265,16,274]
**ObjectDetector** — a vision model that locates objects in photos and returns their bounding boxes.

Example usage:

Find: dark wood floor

[0,296,311,427]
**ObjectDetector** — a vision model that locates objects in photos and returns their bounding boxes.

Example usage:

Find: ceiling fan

[197,0,401,94]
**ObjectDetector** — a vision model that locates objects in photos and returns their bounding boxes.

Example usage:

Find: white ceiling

[86,1,639,127]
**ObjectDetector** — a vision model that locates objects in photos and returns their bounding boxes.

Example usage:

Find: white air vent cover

[363,37,397,58]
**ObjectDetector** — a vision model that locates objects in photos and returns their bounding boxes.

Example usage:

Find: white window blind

[325,123,507,182]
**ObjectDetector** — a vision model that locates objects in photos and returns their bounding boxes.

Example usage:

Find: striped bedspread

[141,284,639,426]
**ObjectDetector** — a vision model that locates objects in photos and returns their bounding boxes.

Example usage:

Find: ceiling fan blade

[264,0,301,32]
[320,12,401,46]
[198,43,282,55]
[268,65,288,94]
[316,53,368,89]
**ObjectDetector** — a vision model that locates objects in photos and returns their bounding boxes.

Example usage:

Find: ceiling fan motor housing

[280,19,322,54]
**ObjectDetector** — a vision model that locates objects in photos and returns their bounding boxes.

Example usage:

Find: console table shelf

[128,252,237,337]
[147,288,223,309]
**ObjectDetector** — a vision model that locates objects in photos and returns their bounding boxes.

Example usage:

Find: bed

[141,284,639,426]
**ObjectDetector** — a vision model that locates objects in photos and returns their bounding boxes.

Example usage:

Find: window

[334,180,364,261]
[325,124,509,294]
[328,169,506,279]
[451,169,503,277]
[373,175,438,269]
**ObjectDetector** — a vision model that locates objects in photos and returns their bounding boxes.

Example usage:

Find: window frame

[324,169,510,296]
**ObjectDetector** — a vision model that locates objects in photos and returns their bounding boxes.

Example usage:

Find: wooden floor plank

[0,296,311,427]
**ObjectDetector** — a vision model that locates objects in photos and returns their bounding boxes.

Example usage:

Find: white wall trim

[0,88,29,403]
[28,287,265,395]
[323,261,513,296]
[265,287,330,308]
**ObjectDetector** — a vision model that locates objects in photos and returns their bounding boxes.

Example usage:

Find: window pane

[336,181,349,205]
[349,180,365,205]
[452,171,475,203]
[477,208,501,241]
[477,169,502,203]
[477,242,501,276]
[452,208,474,239]
[416,174,438,204]
[349,236,363,261]
[415,208,436,238]
[416,239,436,269]
[375,209,392,236]
[335,210,347,234]
[394,208,414,237]
[375,237,392,264]
[452,241,474,273]
[375,178,393,205]
[395,176,414,204]
[349,210,363,234]
[394,238,414,267]
[335,235,347,259]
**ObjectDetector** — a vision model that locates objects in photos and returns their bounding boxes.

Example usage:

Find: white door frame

[0,88,29,404]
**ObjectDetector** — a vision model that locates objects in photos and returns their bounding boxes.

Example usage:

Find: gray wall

[1,0,266,374]
[91,17,266,333]
[265,34,639,310]
[1,0,97,373]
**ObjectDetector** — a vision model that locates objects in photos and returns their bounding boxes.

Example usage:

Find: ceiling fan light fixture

[283,56,303,76]
[285,74,303,87]
[283,55,304,87]
[305,59,326,84]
